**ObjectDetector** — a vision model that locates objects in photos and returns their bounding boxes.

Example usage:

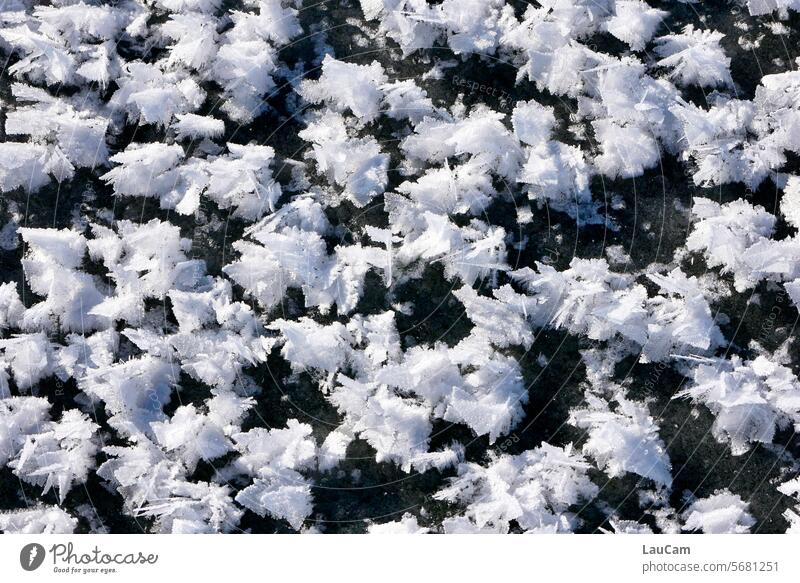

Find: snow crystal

[679,354,800,454]
[682,491,755,533]
[368,513,430,534]
[605,1,667,51]
[435,443,598,533]
[655,26,732,88]
[0,506,77,534]
[299,56,388,123]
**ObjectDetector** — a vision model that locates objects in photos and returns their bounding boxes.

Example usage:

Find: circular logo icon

[20,543,46,571]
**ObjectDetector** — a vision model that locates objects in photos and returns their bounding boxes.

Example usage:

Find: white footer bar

[0,534,795,582]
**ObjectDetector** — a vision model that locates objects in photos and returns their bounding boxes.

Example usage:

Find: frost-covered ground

[1,0,800,534]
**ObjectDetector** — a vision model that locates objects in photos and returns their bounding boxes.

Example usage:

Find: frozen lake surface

[1,0,800,534]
